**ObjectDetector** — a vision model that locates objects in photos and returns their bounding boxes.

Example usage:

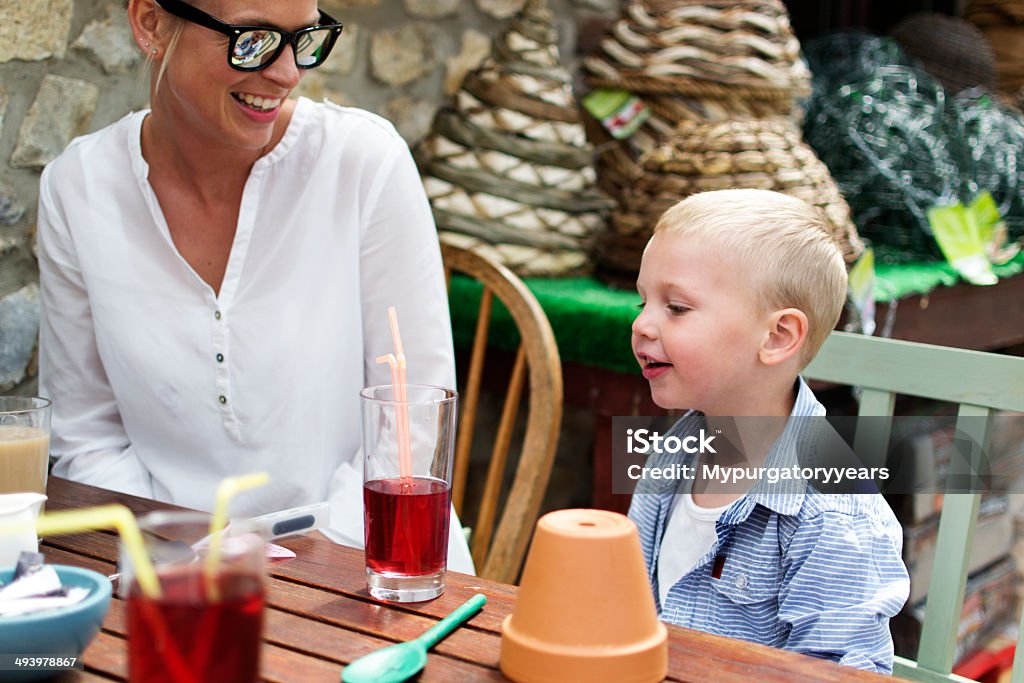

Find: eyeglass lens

[231,28,335,70]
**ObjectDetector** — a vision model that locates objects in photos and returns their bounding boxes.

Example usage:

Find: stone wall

[0,0,615,396]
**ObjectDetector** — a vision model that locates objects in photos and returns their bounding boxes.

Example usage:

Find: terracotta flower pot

[500,509,667,683]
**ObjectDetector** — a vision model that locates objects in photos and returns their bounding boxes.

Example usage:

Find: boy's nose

[632,308,655,339]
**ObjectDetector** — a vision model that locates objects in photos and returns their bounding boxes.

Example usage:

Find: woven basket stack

[584,0,811,128]
[416,0,612,277]
[582,0,862,283]
[598,118,863,283]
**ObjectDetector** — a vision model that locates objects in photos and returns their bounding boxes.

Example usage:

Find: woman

[37,0,473,571]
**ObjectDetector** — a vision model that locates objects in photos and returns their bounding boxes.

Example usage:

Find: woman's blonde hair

[653,189,848,367]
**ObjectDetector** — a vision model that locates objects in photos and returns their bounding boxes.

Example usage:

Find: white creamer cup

[0,492,47,566]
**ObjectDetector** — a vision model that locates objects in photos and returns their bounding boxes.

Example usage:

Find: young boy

[628,189,909,674]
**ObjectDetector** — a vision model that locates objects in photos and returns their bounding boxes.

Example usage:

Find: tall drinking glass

[360,384,457,602]
[0,397,51,495]
[120,511,266,683]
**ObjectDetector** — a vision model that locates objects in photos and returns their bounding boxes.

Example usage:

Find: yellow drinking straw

[34,504,161,599]
[203,471,270,601]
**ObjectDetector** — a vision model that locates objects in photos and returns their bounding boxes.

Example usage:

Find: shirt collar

[720,376,825,521]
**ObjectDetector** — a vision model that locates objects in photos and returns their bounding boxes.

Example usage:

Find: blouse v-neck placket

[210,161,267,443]
[133,111,273,444]
[210,302,237,437]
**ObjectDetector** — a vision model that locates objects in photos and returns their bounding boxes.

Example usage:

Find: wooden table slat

[79,631,127,680]
[59,672,120,682]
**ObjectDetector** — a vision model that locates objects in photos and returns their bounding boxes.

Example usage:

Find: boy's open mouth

[638,356,671,376]
[638,353,672,371]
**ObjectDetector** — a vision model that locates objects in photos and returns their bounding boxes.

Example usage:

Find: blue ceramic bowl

[0,565,112,682]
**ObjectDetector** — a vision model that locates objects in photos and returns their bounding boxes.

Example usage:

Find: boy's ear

[759,308,808,367]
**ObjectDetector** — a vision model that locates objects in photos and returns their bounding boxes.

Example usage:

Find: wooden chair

[804,331,1024,683]
[441,242,563,584]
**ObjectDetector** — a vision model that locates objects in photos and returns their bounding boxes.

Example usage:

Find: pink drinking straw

[375,306,414,485]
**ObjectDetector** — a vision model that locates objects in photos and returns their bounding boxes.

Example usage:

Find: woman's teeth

[233,93,281,112]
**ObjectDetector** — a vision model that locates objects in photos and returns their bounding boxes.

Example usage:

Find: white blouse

[37,98,474,572]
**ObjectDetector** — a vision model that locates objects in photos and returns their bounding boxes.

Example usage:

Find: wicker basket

[584,0,810,111]
[579,0,859,284]
[967,0,1024,26]
[967,0,1024,103]
[596,118,864,285]
[416,0,613,277]
[891,13,996,95]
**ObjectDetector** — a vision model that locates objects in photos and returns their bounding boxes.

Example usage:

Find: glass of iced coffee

[0,397,51,495]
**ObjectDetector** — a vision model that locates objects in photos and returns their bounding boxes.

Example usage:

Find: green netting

[957,90,1024,234]
[804,31,914,99]
[803,32,1024,264]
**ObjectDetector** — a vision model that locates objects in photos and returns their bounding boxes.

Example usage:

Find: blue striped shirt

[628,378,910,674]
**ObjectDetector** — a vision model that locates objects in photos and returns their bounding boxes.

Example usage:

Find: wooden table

[43,477,890,682]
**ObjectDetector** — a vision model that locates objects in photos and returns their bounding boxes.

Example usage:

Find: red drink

[127,569,265,683]
[364,476,451,576]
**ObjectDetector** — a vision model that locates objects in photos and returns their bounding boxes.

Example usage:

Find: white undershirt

[657,493,731,606]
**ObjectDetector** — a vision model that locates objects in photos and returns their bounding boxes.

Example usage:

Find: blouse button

[214,311,222,320]
[218,395,227,405]
[216,353,224,363]
[734,574,748,590]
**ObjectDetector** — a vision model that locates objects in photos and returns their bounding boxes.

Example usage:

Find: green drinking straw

[34,504,161,599]
[203,471,270,601]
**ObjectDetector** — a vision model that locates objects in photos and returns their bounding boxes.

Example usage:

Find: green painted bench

[805,331,1024,683]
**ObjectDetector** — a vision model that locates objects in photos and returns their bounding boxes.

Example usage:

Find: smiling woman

[34,0,475,574]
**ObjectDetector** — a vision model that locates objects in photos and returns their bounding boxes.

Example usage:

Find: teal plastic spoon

[341,593,487,683]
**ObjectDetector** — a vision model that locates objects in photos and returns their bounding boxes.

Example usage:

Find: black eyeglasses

[154,0,343,71]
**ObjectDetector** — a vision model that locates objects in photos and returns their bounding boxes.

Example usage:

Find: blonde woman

[37,0,473,572]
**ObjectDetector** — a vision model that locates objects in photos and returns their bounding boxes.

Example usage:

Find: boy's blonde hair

[654,189,847,367]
